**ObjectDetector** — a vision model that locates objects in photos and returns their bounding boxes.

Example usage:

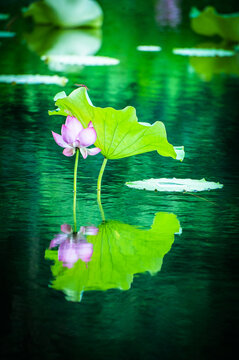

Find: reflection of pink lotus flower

[80,225,99,235]
[156,0,181,28]
[49,224,98,268]
[52,115,101,158]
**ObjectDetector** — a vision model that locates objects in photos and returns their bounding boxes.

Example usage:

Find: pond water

[1,1,239,359]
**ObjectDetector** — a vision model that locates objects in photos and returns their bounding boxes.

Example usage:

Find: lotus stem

[73,148,80,232]
[97,157,107,221]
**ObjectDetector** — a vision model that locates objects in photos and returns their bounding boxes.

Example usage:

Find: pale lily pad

[42,55,119,67]
[49,87,184,161]
[137,45,162,52]
[0,31,15,38]
[126,178,223,192]
[0,74,68,85]
[173,48,234,57]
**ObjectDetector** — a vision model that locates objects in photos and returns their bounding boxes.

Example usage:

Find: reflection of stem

[73,149,80,232]
[97,157,107,221]
[183,191,216,204]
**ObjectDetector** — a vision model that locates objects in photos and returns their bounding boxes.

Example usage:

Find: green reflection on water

[45,212,180,302]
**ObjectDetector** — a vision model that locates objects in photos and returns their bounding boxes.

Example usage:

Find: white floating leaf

[0,31,15,38]
[137,45,162,52]
[41,55,120,67]
[126,178,223,192]
[173,48,234,57]
[0,74,68,86]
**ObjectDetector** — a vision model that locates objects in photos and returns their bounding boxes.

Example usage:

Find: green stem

[73,148,80,232]
[97,157,107,221]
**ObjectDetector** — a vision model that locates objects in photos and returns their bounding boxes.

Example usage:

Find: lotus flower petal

[61,224,73,234]
[78,243,93,262]
[49,234,68,248]
[80,147,88,159]
[63,147,75,156]
[87,147,101,156]
[80,226,99,235]
[65,115,84,137]
[61,124,76,145]
[52,131,69,148]
[58,242,80,268]
[77,127,97,147]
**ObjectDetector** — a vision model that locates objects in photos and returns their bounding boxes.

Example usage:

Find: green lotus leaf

[45,212,181,301]
[49,87,184,161]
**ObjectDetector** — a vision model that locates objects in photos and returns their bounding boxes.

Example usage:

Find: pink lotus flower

[49,224,98,268]
[52,115,101,158]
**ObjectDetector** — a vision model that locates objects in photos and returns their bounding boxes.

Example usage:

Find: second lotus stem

[97,157,107,221]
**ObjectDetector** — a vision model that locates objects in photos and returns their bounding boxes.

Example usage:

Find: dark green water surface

[0,1,239,359]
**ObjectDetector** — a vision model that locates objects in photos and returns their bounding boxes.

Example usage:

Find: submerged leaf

[126,178,223,192]
[49,87,184,160]
[45,212,181,300]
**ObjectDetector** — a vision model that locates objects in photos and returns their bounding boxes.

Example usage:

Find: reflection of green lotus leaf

[24,26,102,72]
[49,87,184,160]
[23,0,103,28]
[188,43,239,81]
[24,27,102,57]
[190,7,239,42]
[45,213,180,301]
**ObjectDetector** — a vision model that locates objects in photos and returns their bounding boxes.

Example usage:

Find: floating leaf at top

[49,87,184,161]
